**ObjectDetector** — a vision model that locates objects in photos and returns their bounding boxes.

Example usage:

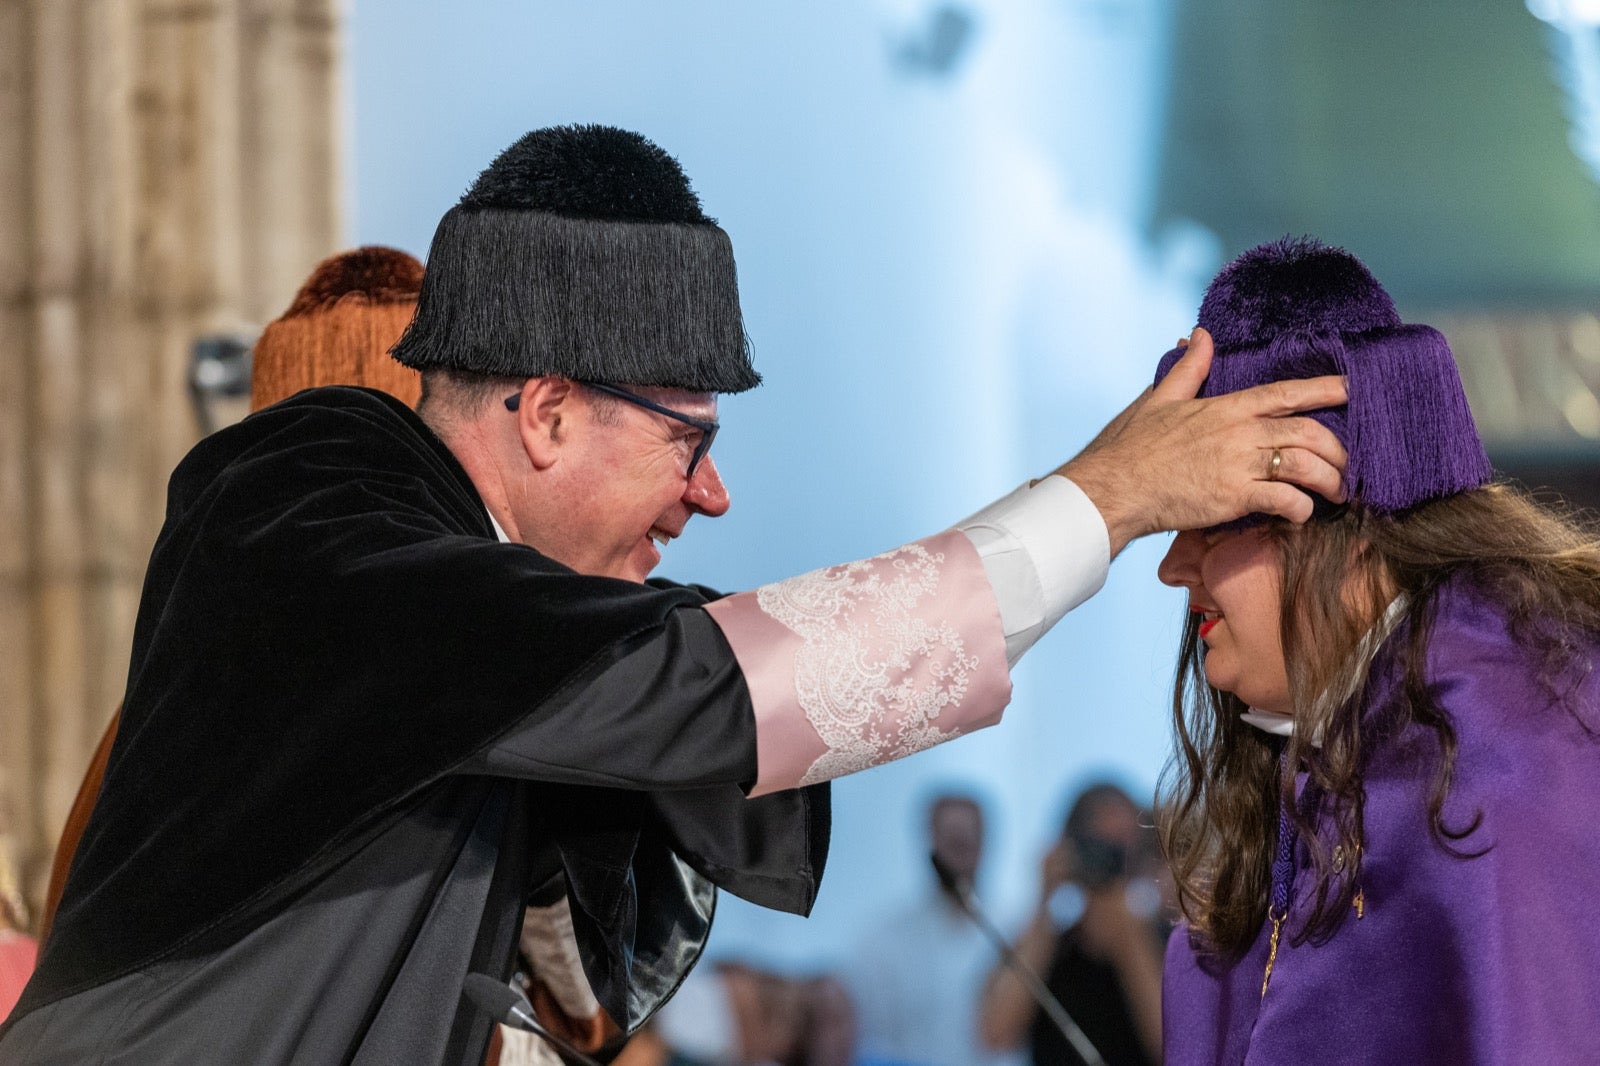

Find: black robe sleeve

[464,583,829,1030]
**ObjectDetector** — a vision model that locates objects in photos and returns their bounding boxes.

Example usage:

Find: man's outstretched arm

[703,328,1348,793]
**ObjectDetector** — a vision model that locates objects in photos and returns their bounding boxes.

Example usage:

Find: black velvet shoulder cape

[18,387,826,1024]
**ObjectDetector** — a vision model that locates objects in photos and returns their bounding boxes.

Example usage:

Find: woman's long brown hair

[1157,483,1600,954]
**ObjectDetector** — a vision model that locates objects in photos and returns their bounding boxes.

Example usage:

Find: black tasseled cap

[393,125,759,393]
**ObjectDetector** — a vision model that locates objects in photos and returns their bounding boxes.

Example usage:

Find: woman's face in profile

[1158,528,1291,715]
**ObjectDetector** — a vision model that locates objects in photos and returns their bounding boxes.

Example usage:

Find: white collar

[1239,594,1409,743]
[1239,709,1297,737]
[486,509,511,544]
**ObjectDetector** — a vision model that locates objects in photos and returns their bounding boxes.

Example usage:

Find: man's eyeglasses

[505,381,720,478]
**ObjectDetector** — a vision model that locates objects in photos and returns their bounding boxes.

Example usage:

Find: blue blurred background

[345,0,1600,969]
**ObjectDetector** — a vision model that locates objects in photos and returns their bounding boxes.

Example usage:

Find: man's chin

[624,538,663,582]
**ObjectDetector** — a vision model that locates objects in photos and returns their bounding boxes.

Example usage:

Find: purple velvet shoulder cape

[1163,578,1600,1064]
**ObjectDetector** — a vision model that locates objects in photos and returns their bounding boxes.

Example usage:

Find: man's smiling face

[529,383,730,583]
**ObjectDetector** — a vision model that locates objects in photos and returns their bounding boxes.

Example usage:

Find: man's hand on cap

[1055,328,1349,558]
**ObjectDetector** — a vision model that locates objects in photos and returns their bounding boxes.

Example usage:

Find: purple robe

[1163,579,1600,1065]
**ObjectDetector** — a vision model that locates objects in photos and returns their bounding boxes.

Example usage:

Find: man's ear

[515,377,576,471]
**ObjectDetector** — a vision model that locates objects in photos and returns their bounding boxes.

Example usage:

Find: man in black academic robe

[6,383,828,1062]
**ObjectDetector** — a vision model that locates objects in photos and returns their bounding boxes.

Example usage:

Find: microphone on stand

[463,972,606,1066]
[930,853,1107,1066]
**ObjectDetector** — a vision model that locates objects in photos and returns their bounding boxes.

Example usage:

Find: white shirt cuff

[955,475,1110,665]
[519,898,601,1019]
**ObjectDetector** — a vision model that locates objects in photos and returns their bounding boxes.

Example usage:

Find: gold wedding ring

[1267,448,1283,481]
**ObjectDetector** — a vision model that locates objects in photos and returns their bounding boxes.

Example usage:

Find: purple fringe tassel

[1152,325,1491,517]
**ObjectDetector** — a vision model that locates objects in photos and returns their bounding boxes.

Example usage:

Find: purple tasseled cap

[1153,237,1491,522]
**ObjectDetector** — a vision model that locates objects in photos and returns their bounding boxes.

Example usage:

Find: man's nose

[1157,530,1203,588]
[684,455,730,517]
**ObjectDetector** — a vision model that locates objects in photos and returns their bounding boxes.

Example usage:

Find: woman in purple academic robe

[1148,238,1600,1065]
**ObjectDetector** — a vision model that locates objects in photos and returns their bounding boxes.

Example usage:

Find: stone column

[0,0,39,916]
[81,0,143,841]
[0,0,344,916]
[240,0,344,323]
[29,0,92,902]
[135,0,247,488]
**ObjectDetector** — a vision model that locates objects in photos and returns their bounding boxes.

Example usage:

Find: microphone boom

[930,853,1107,1066]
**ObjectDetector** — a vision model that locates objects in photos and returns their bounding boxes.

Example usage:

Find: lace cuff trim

[705,528,1012,795]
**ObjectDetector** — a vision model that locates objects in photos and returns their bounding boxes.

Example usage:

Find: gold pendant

[1260,910,1286,999]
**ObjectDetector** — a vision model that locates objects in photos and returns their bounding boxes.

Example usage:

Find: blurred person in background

[618,961,853,1066]
[979,784,1165,1066]
[848,793,1021,1066]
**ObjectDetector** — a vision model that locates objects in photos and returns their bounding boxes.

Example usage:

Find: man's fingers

[1062,329,1353,544]
[1231,373,1348,417]
[1267,445,1347,504]
[1244,481,1316,525]
[1151,327,1213,401]
[1271,416,1348,477]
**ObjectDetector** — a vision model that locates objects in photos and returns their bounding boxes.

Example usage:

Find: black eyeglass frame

[504,381,720,478]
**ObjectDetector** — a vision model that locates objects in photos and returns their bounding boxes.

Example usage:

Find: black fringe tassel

[393,206,759,393]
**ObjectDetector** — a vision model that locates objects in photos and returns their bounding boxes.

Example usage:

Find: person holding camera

[978,784,1167,1066]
